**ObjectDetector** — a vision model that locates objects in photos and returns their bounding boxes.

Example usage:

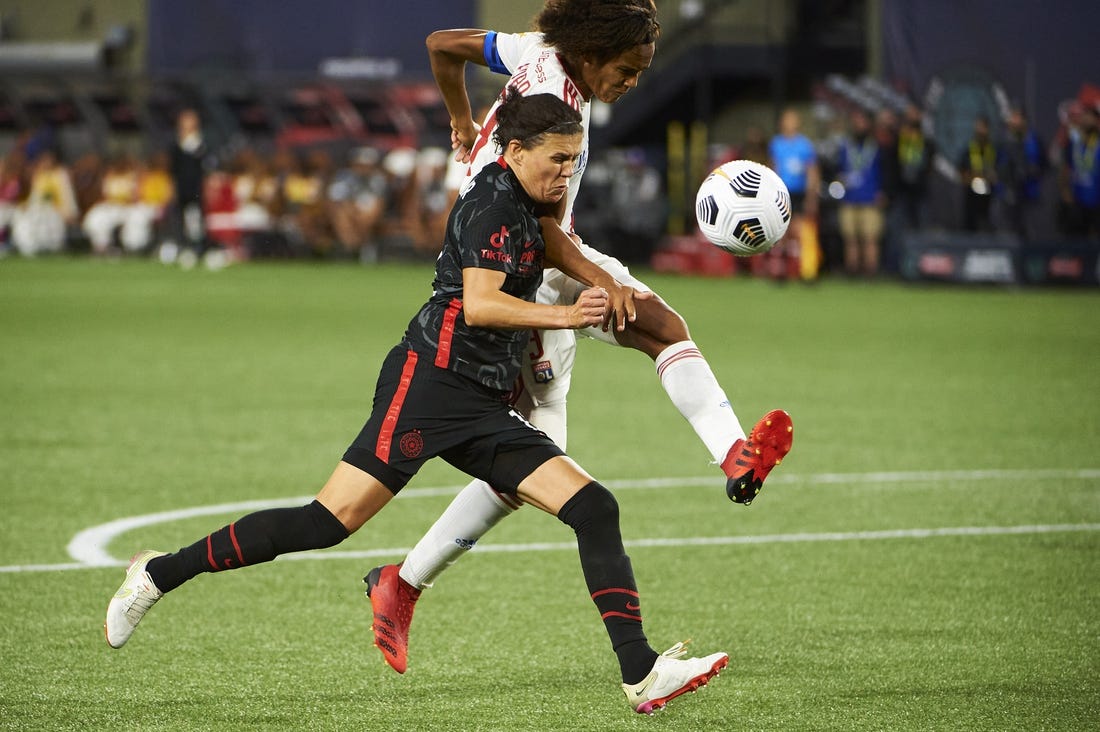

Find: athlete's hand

[451,122,480,163]
[600,280,654,333]
[567,287,609,329]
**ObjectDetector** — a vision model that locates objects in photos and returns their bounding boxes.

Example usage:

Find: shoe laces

[122,579,159,624]
[658,640,691,660]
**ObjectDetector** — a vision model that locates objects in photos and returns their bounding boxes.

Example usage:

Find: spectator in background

[411,147,452,256]
[379,147,421,249]
[958,115,998,232]
[0,150,26,252]
[836,108,886,277]
[69,151,104,216]
[999,107,1045,240]
[874,108,900,202]
[202,162,241,257]
[608,147,664,264]
[232,150,285,258]
[327,146,388,261]
[894,104,936,230]
[737,125,770,166]
[82,153,140,254]
[769,109,819,213]
[123,151,174,252]
[11,149,78,256]
[768,108,820,280]
[279,149,332,256]
[1059,104,1100,239]
[168,108,211,264]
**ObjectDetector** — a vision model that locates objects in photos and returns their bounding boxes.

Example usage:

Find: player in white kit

[366,0,793,690]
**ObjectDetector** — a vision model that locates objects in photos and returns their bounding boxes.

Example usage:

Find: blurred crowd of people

[726,96,1100,278]
[0,108,459,266]
[3,96,1098,277]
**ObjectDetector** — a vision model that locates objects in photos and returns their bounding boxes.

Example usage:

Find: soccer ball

[695,160,792,256]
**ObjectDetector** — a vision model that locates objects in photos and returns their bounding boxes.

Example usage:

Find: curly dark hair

[492,87,584,151]
[534,0,660,66]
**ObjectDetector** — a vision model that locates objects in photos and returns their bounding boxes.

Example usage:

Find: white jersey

[465,31,591,232]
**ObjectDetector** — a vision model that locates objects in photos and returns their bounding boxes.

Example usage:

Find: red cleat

[721,409,793,504]
[364,563,421,674]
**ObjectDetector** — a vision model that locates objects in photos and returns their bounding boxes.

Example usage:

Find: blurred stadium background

[0,0,1098,282]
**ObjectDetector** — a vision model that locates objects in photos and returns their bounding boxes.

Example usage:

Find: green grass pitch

[0,258,1097,731]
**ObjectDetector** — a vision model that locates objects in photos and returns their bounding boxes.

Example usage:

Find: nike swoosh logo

[625,674,655,702]
[626,602,640,611]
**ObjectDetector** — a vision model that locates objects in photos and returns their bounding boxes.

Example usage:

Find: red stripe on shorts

[376,350,419,463]
[435,298,463,368]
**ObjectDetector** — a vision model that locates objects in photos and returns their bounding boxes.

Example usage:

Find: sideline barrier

[898,231,1100,286]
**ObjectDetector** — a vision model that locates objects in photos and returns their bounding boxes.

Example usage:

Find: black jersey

[402,158,546,391]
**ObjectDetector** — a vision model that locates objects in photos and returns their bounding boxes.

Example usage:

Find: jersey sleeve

[484,31,536,76]
[458,200,526,274]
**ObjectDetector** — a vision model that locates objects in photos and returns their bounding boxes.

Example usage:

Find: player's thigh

[516,455,596,516]
[315,461,396,533]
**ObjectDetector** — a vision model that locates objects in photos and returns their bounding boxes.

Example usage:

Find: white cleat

[622,641,729,714]
[104,550,166,649]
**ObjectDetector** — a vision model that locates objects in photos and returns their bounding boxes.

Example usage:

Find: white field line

[283,523,1100,562]
[0,467,1096,574]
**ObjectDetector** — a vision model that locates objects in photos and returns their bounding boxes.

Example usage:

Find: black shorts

[343,345,565,494]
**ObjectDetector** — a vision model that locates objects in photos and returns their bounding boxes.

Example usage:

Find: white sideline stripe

[288,523,1100,561]
[0,467,1093,574]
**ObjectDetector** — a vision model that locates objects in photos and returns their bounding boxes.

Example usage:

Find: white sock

[399,480,520,589]
[396,395,568,590]
[655,340,745,464]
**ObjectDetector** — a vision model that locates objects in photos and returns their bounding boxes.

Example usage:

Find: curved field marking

[0,467,1095,574]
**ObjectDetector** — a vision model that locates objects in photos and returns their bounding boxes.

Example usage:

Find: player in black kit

[104,88,728,714]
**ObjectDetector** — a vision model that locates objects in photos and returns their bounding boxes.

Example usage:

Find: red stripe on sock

[600,610,643,621]
[591,587,640,600]
[492,488,523,510]
[229,522,244,566]
[434,298,463,368]
[656,348,703,379]
[376,350,419,463]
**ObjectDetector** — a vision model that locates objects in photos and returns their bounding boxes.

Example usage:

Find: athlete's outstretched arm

[462,267,606,331]
[426,29,491,156]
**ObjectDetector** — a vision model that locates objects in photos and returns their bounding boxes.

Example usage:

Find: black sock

[558,481,658,684]
[146,500,348,593]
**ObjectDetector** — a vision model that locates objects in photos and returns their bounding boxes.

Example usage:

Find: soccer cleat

[104,549,167,649]
[364,563,421,674]
[722,409,794,504]
[622,641,729,715]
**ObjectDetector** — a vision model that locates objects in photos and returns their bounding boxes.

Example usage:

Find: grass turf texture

[0,258,1097,731]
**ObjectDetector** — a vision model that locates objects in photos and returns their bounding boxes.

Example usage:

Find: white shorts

[520,243,651,407]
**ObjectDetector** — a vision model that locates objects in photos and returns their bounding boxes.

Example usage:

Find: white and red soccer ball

[695,160,791,256]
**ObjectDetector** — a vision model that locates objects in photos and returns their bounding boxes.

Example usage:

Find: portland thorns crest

[399,430,424,458]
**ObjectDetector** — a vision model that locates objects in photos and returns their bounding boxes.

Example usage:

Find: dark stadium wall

[146,0,475,78]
